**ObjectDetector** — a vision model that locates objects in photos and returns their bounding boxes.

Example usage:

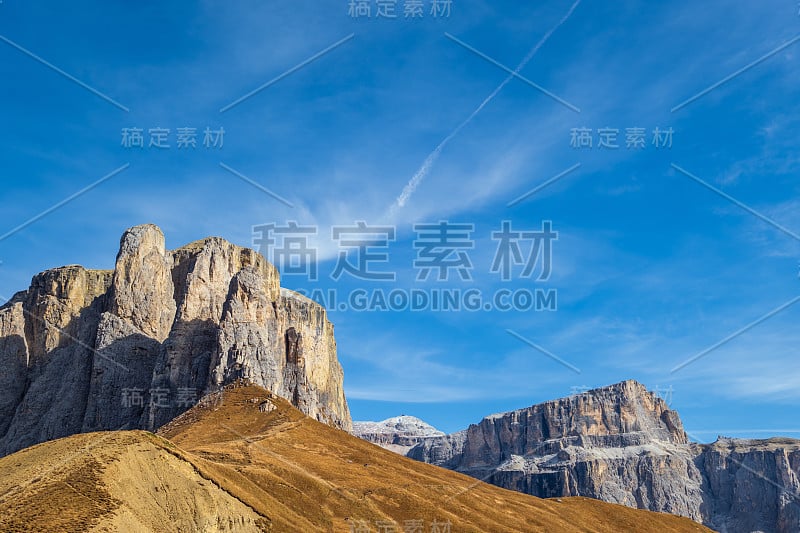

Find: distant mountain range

[355,380,800,533]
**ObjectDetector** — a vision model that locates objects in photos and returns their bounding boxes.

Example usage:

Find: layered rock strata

[0,224,351,456]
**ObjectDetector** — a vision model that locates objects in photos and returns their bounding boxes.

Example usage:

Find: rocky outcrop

[409,380,704,520]
[109,225,176,342]
[0,224,351,457]
[693,437,800,533]
[406,380,800,533]
[352,415,446,455]
[406,430,467,467]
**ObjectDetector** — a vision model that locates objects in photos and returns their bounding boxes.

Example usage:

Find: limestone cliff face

[0,224,351,456]
[693,438,800,533]
[408,380,704,521]
[407,380,800,533]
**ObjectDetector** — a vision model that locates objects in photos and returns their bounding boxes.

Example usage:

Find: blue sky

[1,0,799,439]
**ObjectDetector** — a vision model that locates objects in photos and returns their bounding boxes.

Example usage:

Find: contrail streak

[388,0,581,217]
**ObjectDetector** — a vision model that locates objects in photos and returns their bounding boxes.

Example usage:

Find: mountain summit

[0,224,350,457]
[352,415,445,454]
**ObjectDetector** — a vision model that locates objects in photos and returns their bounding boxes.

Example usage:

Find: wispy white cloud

[342,332,566,403]
[387,0,583,217]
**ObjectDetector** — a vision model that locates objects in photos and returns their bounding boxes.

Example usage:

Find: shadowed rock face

[406,380,800,533]
[693,438,800,533]
[0,224,351,457]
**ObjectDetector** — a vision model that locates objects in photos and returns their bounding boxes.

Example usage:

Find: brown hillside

[0,384,714,532]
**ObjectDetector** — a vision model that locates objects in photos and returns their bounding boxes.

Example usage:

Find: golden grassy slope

[0,431,268,532]
[0,384,714,532]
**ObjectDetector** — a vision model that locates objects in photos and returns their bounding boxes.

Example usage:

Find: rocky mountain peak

[400,381,800,533]
[477,380,686,449]
[110,223,175,342]
[353,415,446,454]
[354,415,443,435]
[405,381,702,521]
[0,224,351,457]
